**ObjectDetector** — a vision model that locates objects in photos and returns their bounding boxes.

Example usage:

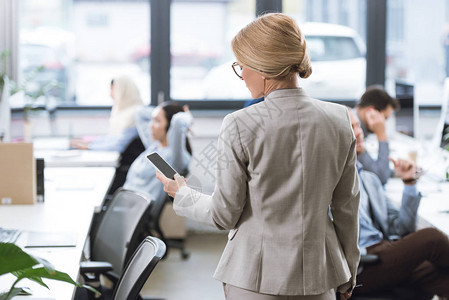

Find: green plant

[0,50,9,97]
[0,242,98,300]
[0,49,60,120]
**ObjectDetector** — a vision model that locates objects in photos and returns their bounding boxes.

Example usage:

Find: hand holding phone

[146,152,177,179]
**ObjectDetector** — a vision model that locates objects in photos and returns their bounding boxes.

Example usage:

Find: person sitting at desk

[354,86,399,184]
[123,102,192,203]
[348,109,449,299]
[71,75,143,152]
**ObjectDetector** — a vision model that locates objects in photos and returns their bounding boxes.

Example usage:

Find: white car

[202,22,366,102]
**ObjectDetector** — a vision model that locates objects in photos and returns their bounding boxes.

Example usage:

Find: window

[307,36,362,61]
[13,0,447,110]
[170,0,255,101]
[386,0,446,107]
[17,0,150,108]
[283,0,366,102]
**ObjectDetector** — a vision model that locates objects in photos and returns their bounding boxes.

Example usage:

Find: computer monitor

[430,77,449,149]
[395,81,416,137]
[441,124,449,148]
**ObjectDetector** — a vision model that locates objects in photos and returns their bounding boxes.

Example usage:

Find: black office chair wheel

[181,249,190,260]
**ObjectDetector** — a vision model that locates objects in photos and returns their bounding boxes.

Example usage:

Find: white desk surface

[32,137,120,168]
[0,167,115,299]
[34,150,120,168]
[366,131,449,235]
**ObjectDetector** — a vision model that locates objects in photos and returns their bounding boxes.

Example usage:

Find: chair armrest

[360,254,380,265]
[388,235,400,241]
[80,261,113,273]
[79,261,113,282]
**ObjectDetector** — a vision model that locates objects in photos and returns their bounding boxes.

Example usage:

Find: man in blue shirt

[348,109,449,299]
[355,86,399,184]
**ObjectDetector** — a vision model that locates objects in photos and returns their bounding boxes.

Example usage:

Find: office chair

[89,136,145,253]
[112,236,166,300]
[146,194,190,259]
[78,188,155,299]
[145,165,191,260]
[105,136,145,201]
[77,236,166,300]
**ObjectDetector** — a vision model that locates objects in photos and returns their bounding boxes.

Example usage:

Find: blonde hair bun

[232,13,312,79]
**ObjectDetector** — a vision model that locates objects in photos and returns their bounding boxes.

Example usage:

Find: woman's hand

[340,291,352,300]
[155,172,187,198]
[70,139,90,150]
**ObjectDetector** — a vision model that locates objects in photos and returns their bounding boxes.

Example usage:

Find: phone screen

[146,152,177,179]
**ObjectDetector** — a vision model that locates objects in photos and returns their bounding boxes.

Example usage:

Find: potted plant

[0,50,8,98]
[0,242,98,300]
[0,49,59,141]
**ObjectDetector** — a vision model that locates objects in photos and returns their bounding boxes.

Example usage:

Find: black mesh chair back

[106,136,145,199]
[145,168,190,260]
[112,236,166,300]
[90,137,146,254]
[91,188,153,278]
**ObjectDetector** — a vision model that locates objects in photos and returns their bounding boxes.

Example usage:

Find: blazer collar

[264,88,308,102]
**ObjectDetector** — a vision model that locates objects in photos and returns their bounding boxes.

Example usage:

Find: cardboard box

[0,143,36,205]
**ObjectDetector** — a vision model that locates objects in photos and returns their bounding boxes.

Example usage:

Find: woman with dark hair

[123,101,192,203]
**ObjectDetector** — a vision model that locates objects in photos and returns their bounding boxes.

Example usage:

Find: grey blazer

[174,88,360,295]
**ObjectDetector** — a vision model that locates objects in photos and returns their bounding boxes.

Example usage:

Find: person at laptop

[348,108,449,299]
[71,75,143,152]
[354,86,400,184]
[123,101,193,204]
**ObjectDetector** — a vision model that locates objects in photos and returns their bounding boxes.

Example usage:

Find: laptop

[25,231,77,248]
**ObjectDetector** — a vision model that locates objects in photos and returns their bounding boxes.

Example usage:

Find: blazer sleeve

[386,185,421,236]
[173,114,248,230]
[330,137,361,293]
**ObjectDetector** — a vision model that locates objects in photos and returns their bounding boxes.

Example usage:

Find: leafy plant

[0,49,60,120]
[0,242,99,300]
[0,50,9,97]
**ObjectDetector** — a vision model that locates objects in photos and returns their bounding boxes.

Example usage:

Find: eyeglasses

[232,62,243,79]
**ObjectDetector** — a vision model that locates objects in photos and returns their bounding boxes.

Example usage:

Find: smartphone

[146,152,177,179]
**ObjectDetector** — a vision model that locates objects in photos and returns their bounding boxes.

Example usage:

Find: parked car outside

[202,22,366,102]
[19,43,71,103]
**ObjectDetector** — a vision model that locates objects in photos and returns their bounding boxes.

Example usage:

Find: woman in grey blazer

[157,13,360,300]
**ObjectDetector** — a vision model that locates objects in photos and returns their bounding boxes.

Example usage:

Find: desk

[34,150,119,168]
[32,137,120,168]
[0,167,115,299]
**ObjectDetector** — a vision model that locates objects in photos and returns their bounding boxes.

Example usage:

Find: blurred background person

[123,101,193,204]
[348,108,449,300]
[71,75,143,152]
[354,86,400,184]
